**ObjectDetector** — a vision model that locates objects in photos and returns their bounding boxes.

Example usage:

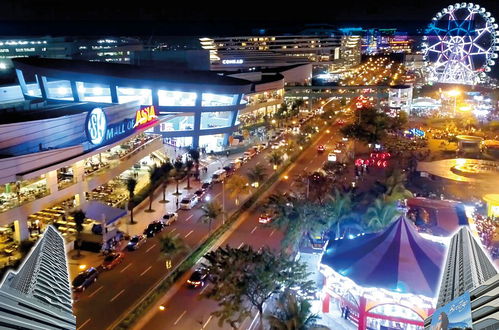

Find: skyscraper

[0,225,76,330]
[436,226,498,308]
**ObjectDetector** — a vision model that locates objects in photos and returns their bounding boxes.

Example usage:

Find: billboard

[430,292,472,330]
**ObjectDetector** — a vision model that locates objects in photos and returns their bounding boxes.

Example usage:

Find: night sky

[0,0,497,36]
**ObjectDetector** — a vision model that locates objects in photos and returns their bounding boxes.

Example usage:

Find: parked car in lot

[72,267,99,292]
[186,268,209,288]
[127,235,147,251]
[163,212,178,225]
[101,252,125,270]
[144,221,166,237]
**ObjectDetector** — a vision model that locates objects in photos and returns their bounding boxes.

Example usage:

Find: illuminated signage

[430,292,472,329]
[86,108,107,145]
[222,59,244,65]
[133,106,157,128]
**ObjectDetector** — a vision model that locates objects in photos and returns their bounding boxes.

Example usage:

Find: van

[211,169,227,183]
[180,195,198,210]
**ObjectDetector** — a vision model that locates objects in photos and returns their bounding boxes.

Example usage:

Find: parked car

[72,267,99,292]
[144,221,166,237]
[201,181,212,190]
[163,212,178,225]
[186,268,209,288]
[211,169,227,183]
[127,235,147,251]
[180,194,199,210]
[194,189,206,199]
[101,252,125,270]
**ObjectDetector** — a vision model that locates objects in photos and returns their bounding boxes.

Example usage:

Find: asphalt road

[136,123,345,330]
[74,130,304,330]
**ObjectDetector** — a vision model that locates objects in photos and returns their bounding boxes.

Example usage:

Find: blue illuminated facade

[12,58,252,150]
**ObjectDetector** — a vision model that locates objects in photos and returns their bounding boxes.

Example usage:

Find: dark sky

[0,0,497,36]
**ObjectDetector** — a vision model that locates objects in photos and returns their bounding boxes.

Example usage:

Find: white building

[388,84,413,114]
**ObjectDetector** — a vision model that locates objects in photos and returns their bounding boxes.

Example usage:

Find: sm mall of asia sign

[86,106,158,145]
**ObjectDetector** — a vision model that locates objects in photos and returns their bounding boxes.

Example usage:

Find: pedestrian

[340,305,345,318]
[344,306,350,320]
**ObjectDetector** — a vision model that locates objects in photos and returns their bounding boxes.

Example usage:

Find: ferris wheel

[423,2,499,85]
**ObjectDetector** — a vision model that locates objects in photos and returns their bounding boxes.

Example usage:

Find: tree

[266,290,326,330]
[296,134,308,147]
[126,177,138,224]
[71,210,86,258]
[364,198,401,232]
[173,159,184,195]
[159,233,188,267]
[225,174,250,205]
[147,165,163,212]
[201,245,314,330]
[383,168,413,203]
[199,201,223,233]
[160,161,174,203]
[324,189,353,239]
[188,148,201,181]
[246,164,268,187]
[268,151,284,169]
[185,159,194,189]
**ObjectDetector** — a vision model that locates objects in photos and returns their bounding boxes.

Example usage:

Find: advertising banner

[430,292,472,330]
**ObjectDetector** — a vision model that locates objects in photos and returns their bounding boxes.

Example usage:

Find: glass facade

[76,81,112,103]
[45,78,73,100]
[199,134,225,152]
[159,115,194,132]
[116,87,152,105]
[201,93,239,107]
[200,111,232,129]
[157,90,197,106]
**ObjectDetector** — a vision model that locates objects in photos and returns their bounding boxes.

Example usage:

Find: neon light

[133,105,157,128]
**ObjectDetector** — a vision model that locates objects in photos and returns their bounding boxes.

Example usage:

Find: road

[135,124,345,330]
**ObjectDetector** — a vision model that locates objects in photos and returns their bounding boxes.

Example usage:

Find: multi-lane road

[134,123,345,330]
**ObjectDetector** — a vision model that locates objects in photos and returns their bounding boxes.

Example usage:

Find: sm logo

[86,108,107,145]
[133,106,158,128]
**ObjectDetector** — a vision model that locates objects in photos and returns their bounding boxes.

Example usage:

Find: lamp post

[222,179,225,225]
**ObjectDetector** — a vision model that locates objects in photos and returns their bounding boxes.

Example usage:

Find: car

[72,267,99,292]
[258,213,274,224]
[194,189,206,199]
[101,252,125,270]
[144,221,165,237]
[180,194,199,209]
[163,212,178,226]
[187,268,209,288]
[327,152,337,162]
[201,181,212,190]
[127,235,147,251]
[317,145,326,153]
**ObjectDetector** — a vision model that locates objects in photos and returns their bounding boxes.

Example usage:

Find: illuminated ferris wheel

[423,3,499,85]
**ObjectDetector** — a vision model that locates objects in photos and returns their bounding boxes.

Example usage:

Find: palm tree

[159,161,173,203]
[71,210,86,258]
[146,165,163,212]
[268,151,284,169]
[173,159,184,195]
[246,164,268,187]
[159,233,188,267]
[199,201,223,233]
[126,177,137,224]
[188,149,201,181]
[266,290,325,330]
[296,134,308,147]
[364,198,401,232]
[325,189,352,239]
[185,160,194,189]
[383,169,413,202]
[225,174,250,205]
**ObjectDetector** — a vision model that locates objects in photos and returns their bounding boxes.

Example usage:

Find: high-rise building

[0,225,76,330]
[436,226,498,308]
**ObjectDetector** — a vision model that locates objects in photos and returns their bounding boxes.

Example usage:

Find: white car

[328,152,337,162]
[163,212,178,225]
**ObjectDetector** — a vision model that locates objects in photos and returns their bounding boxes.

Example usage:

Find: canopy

[81,201,126,225]
[321,217,446,297]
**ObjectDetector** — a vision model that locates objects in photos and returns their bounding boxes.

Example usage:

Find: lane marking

[238,242,244,249]
[174,310,187,325]
[169,228,177,233]
[185,215,193,222]
[304,166,308,171]
[203,315,213,329]
[77,318,91,330]
[110,289,125,302]
[250,226,257,234]
[269,229,276,237]
[145,244,157,253]
[185,230,194,238]
[199,285,208,296]
[290,182,295,187]
[173,233,180,239]
[214,192,221,199]
[120,263,132,273]
[88,285,103,298]
[140,266,152,277]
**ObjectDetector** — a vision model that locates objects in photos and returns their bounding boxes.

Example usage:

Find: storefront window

[199,134,225,153]
[201,93,238,107]
[163,137,193,148]
[57,166,75,190]
[76,81,112,103]
[117,87,152,105]
[158,90,197,106]
[45,78,73,100]
[200,111,232,129]
[160,115,194,131]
